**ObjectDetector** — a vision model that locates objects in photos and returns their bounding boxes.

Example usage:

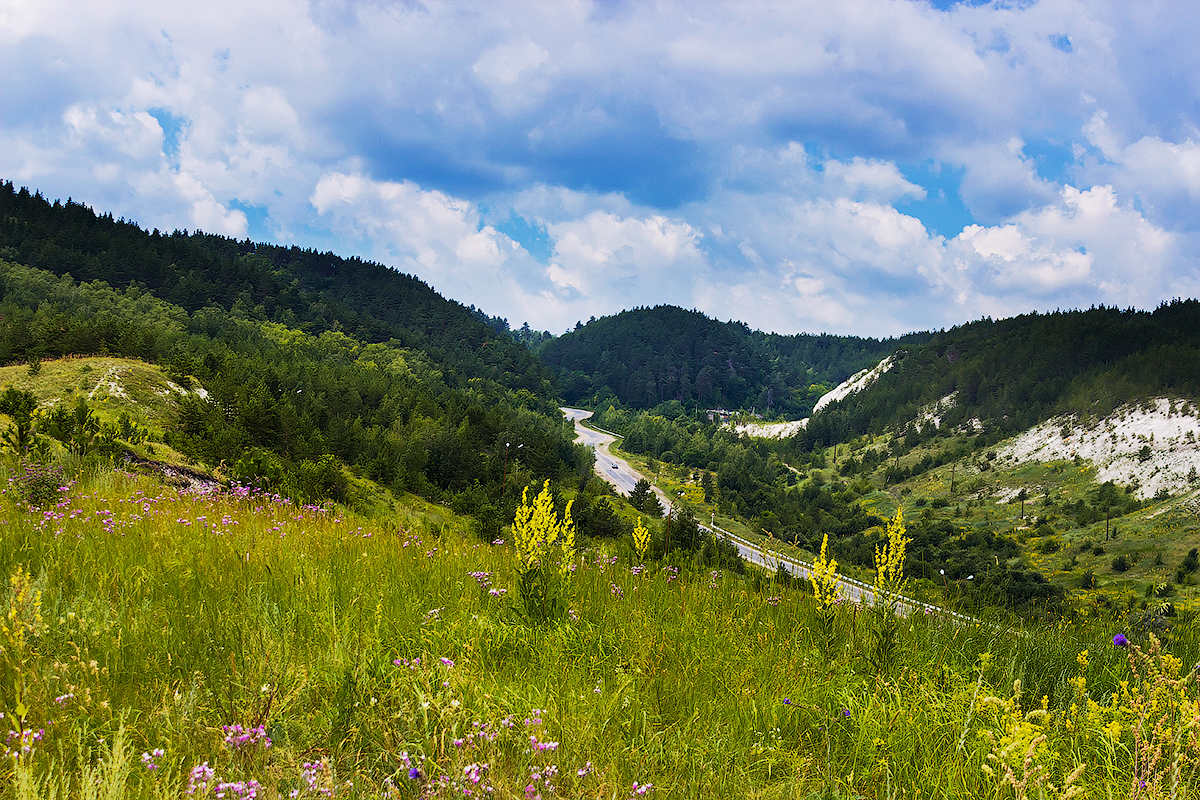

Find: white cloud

[545,211,704,297]
[822,157,926,203]
[0,0,1196,339]
[312,172,510,280]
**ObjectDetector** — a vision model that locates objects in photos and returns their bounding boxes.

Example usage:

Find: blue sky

[2,0,1198,337]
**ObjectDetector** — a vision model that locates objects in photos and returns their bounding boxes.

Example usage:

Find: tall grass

[1,464,1198,798]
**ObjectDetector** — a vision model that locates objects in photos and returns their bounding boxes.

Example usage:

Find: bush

[16,462,65,507]
[1111,554,1131,573]
[1038,537,1061,554]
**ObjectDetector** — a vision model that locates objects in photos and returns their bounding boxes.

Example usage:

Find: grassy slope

[615,420,1200,614]
[3,465,1197,798]
[0,357,201,467]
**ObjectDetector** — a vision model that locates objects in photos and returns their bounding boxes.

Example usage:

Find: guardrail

[706,522,976,624]
[578,419,622,438]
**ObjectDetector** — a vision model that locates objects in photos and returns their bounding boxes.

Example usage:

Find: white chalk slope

[1000,399,1200,500]
[734,355,897,439]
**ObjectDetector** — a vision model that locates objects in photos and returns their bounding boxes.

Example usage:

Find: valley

[2,183,1200,798]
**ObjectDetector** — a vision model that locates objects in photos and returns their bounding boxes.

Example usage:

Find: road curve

[563,407,672,510]
[563,407,971,621]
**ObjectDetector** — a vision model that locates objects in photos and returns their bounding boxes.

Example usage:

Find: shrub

[16,462,65,507]
[1111,554,1131,573]
[1038,537,1061,554]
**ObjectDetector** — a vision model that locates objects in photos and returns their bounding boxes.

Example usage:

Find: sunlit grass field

[2,463,1200,798]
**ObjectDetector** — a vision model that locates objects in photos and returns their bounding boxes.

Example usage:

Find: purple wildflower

[1113,633,1130,647]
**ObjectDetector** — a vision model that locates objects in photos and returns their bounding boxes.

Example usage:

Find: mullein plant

[511,480,577,624]
[808,533,840,659]
[632,518,651,564]
[870,507,910,676]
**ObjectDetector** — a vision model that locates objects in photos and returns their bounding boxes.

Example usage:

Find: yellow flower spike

[874,507,911,597]
[809,533,840,611]
[632,518,651,563]
[1076,649,1089,670]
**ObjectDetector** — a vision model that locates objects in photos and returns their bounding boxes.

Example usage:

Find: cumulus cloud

[312,172,515,285]
[0,0,1196,337]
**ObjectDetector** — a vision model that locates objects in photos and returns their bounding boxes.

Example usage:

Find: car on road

[611,463,619,469]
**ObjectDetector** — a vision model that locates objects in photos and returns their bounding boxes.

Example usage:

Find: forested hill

[538,305,922,416]
[799,302,1200,450]
[0,181,552,398]
[0,181,596,537]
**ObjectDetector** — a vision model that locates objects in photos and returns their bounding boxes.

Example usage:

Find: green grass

[2,463,1200,798]
[0,357,200,468]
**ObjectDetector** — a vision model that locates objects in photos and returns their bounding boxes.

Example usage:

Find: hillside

[0,181,552,399]
[2,463,1198,799]
[0,255,588,537]
[538,305,919,415]
[796,303,1200,452]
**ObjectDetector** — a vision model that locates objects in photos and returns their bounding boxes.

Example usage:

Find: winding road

[563,407,673,510]
[564,406,971,620]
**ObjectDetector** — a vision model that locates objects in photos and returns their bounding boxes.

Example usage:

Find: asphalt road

[563,407,673,509]
[564,406,971,621]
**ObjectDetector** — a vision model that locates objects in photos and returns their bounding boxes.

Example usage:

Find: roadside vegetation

[3,457,1200,799]
[591,403,1200,620]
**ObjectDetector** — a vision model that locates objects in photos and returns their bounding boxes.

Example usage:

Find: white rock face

[732,419,808,439]
[915,391,957,430]
[1000,398,1200,499]
[733,354,896,439]
[813,355,895,414]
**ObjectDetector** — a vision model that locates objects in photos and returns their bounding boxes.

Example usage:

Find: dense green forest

[0,182,608,540]
[0,182,553,400]
[0,256,592,533]
[538,305,922,415]
[797,303,1200,452]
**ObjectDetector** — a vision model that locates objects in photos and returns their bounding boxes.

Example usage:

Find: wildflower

[1113,633,1129,647]
[632,517,651,562]
[783,698,791,705]
[809,533,840,611]
[408,767,422,781]
[440,657,455,668]
[874,507,910,599]
[186,762,216,795]
[141,748,165,771]
[841,708,851,717]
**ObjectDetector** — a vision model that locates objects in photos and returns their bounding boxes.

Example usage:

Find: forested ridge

[798,302,1200,452]
[0,181,553,399]
[0,182,596,539]
[539,305,923,415]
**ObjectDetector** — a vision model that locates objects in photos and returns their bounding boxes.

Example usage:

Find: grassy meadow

[2,462,1200,799]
